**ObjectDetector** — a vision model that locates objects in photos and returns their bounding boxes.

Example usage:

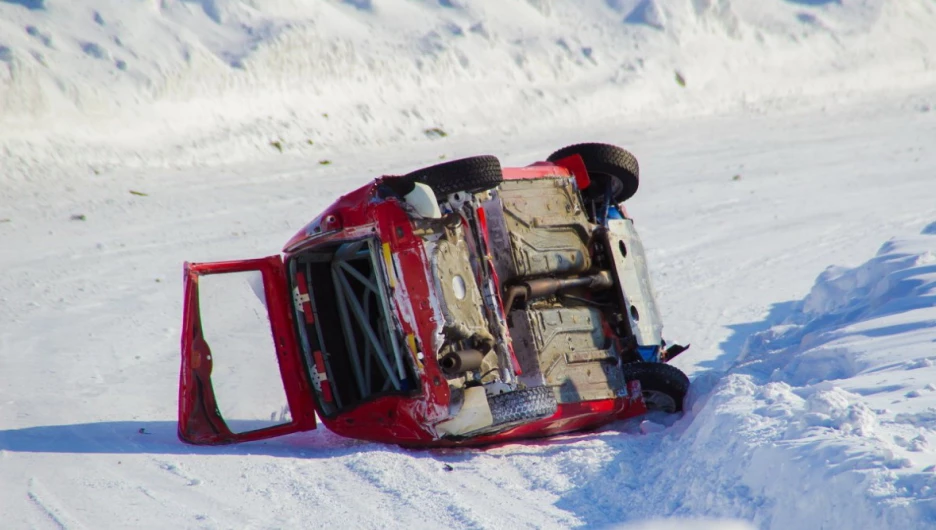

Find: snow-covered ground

[2,1,936,529]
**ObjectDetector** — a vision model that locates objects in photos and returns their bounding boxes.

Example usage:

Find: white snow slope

[2,1,936,529]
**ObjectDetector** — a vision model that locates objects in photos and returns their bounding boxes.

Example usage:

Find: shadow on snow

[0,417,631,461]
[0,420,376,459]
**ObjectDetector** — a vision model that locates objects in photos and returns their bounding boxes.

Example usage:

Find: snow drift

[660,224,936,528]
[527,222,936,528]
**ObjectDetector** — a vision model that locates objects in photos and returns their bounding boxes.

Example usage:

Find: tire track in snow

[340,449,489,528]
[27,478,84,530]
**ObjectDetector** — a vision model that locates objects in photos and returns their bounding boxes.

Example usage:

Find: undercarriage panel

[431,235,489,343]
[510,305,624,403]
[492,177,592,280]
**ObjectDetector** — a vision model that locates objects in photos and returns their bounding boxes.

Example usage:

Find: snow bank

[2,0,935,177]
[642,222,936,528]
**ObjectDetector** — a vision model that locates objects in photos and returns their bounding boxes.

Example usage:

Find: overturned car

[178,143,690,447]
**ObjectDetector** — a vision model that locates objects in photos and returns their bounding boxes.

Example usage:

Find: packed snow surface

[2,1,936,529]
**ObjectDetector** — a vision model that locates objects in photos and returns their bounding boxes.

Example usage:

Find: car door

[178,256,317,445]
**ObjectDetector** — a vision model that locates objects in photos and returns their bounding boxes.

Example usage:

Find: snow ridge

[2,0,935,177]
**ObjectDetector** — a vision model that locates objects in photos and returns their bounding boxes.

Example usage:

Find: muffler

[439,349,485,376]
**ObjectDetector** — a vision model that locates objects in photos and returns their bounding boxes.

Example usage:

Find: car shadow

[1,0,45,10]
[0,418,606,461]
[0,420,393,459]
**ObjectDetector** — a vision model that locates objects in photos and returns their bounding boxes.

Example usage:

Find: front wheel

[621,362,690,413]
[403,155,503,197]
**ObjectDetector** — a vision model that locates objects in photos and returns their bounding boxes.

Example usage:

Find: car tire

[403,155,503,197]
[488,386,558,426]
[547,143,640,203]
[621,362,690,413]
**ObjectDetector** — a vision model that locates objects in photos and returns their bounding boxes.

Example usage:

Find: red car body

[178,149,686,448]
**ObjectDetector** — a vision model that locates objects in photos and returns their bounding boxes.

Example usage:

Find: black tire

[488,386,558,426]
[403,155,503,197]
[621,362,689,413]
[547,143,640,203]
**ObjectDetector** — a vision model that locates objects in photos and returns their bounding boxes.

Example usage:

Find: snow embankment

[635,222,936,528]
[2,0,935,177]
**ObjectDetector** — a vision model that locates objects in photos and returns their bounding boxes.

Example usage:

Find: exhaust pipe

[504,271,613,311]
[439,349,485,376]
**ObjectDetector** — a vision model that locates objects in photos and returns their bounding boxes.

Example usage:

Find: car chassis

[178,143,690,448]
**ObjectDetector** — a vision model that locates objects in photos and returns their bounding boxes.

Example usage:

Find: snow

[2,0,936,529]
[3,0,936,181]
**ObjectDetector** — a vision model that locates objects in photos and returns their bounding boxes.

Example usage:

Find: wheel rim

[643,390,677,413]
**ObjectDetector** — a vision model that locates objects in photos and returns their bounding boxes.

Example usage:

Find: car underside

[178,143,690,447]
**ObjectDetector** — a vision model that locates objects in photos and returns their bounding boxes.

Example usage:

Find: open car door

[179,256,317,445]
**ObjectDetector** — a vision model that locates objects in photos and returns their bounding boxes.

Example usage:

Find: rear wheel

[547,143,640,203]
[621,362,689,413]
[403,155,503,197]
